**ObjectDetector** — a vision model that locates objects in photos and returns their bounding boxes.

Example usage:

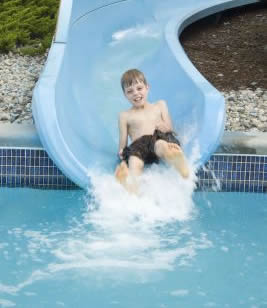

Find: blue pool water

[0,171,266,307]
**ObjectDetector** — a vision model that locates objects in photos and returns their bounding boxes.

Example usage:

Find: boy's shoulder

[154,100,168,111]
[118,110,131,122]
[155,99,167,106]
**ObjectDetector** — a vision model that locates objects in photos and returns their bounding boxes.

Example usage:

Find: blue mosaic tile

[39,177,44,185]
[0,148,266,192]
[43,177,48,185]
[196,154,267,193]
[2,176,7,185]
[43,167,48,175]
[0,147,77,189]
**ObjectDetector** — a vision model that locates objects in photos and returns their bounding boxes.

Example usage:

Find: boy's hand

[118,149,124,160]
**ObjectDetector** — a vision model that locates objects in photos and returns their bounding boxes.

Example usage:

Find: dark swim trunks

[122,129,181,165]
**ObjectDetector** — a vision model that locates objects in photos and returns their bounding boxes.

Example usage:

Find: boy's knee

[128,156,144,174]
[154,140,168,157]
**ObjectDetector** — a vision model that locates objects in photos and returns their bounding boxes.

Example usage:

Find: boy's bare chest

[128,108,161,128]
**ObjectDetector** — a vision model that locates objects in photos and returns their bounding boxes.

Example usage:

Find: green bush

[0,0,60,55]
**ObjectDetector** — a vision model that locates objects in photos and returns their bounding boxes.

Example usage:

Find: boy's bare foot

[115,161,129,185]
[115,162,139,194]
[164,143,190,178]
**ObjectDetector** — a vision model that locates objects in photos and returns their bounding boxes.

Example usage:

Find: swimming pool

[0,139,266,307]
[0,184,266,307]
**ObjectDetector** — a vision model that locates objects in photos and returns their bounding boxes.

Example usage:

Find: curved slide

[32,0,258,189]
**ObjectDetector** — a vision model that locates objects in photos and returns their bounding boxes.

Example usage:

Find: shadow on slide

[32,0,257,189]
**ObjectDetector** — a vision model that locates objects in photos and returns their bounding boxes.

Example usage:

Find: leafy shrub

[0,0,60,55]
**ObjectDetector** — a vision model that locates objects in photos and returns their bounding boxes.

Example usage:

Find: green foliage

[0,0,60,55]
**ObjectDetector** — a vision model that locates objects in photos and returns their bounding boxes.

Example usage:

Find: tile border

[197,153,267,193]
[0,147,266,192]
[0,147,77,190]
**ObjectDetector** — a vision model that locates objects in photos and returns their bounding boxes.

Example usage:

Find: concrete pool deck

[0,123,267,155]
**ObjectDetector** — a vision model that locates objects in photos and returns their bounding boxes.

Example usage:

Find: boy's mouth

[134,97,142,103]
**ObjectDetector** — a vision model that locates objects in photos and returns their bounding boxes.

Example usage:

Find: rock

[223,88,267,132]
[0,51,48,123]
[0,113,10,121]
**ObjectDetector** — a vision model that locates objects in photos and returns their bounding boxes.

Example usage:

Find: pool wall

[0,124,266,192]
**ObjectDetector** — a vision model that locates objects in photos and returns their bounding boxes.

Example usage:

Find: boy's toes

[115,162,129,183]
[168,143,180,152]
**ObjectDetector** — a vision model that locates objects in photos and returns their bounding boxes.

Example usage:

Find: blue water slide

[32,0,258,189]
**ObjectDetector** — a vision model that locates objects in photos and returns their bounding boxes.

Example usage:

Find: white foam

[86,164,196,226]
[0,299,16,307]
[0,158,213,293]
[170,289,189,297]
[0,243,8,250]
[221,246,229,252]
[47,163,211,278]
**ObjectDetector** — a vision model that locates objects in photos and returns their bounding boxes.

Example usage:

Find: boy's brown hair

[121,69,148,92]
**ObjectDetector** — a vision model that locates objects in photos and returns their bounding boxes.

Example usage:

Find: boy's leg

[154,140,189,178]
[128,155,144,176]
[115,156,144,193]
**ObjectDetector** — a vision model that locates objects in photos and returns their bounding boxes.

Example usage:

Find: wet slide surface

[32,0,257,188]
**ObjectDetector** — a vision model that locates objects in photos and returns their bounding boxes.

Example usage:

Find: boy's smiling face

[124,81,149,109]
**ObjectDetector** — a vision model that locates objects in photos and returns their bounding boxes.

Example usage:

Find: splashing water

[50,162,203,277]
[0,154,214,297]
[87,163,197,226]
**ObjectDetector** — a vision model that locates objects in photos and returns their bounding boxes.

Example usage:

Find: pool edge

[1,124,266,155]
[0,124,266,192]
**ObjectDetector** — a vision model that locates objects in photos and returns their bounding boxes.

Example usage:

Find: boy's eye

[137,87,142,91]
[127,90,133,94]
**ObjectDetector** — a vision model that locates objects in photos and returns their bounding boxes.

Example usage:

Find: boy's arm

[118,112,128,159]
[157,100,174,132]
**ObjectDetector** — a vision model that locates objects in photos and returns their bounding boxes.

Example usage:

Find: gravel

[0,52,47,124]
[0,52,266,131]
[223,88,267,132]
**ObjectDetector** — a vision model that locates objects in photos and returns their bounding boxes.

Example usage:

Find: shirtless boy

[115,69,189,193]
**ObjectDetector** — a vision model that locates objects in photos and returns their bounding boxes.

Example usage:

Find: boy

[115,69,189,193]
